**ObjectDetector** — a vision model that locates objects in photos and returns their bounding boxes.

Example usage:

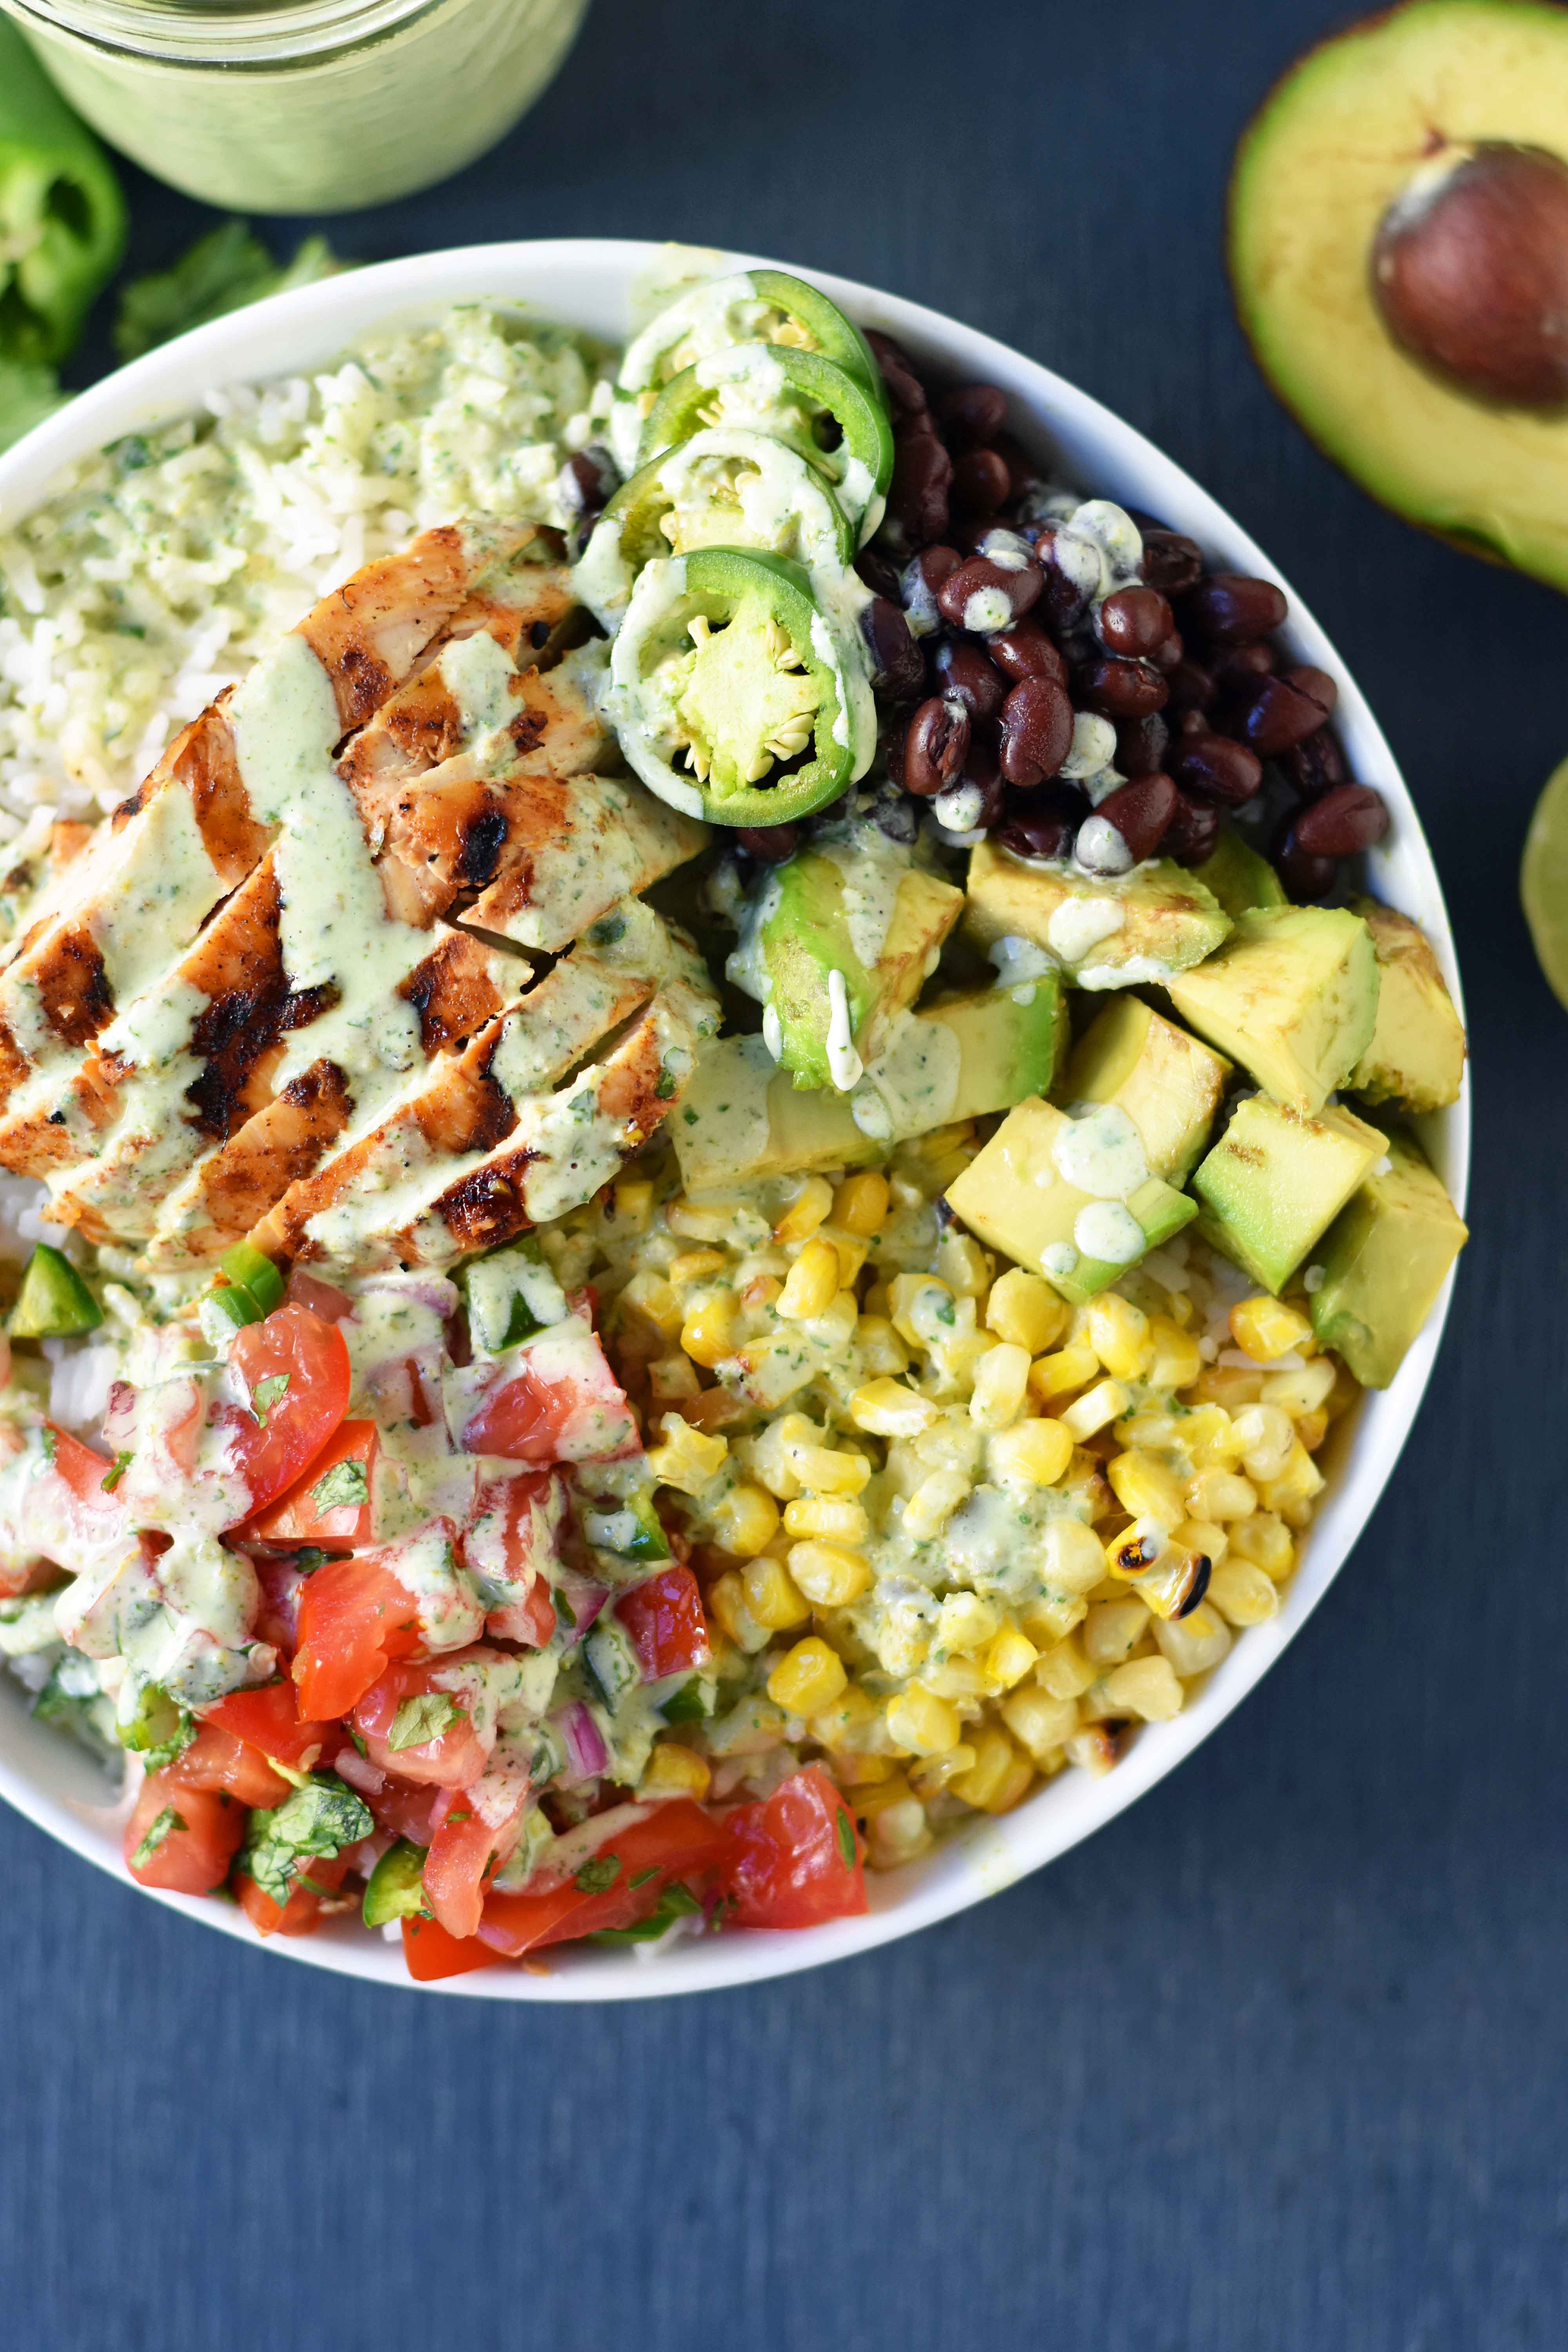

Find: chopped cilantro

[250,1372,289,1426]
[554,1591,577,1630]
[38,1427,56,1465]
[243,1773,372,1906]
[100,1450,132,1492]
[628,1865,660,1890]
[310,1457,368,1513]
[131,1806,187,1868]
[835,1807,857,1870]
[387,1691,459,1752]
[589,1881,702,1945]
[933,1296,956,1326]
[682,1109,698,1126]
[587,914,626,946]
[653,1065,677,1100]
[574,1852,621,1894]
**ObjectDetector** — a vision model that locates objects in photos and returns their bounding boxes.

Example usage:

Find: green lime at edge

[1521,754,1568,1015]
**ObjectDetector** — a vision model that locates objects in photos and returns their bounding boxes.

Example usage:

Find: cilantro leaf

[310,1457,368,1514]
[38,1427,56,1466]
[250,1372,289,1427]
[114,221,352,361]
[131,1806,187,1869]
[243,1773,372,1907]
[101,1450,132,1492]
[574,1853,621,1894]
[386,1692,459,1753]
[653,1065,677,1100]
[835,1806,857,1871]
[589,1882,702,1945]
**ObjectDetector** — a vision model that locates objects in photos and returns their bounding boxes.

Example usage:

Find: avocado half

[1229,0,1568,592]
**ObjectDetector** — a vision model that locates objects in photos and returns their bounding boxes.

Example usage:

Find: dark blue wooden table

[8,4,1564,2345]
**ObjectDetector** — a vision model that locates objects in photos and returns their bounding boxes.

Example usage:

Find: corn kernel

[902,1468,971,1540]
[987,1415,1074,1488]
[666,1199,739,1242]
[1229,1295,1314,1363]
[937,1230,991,1299]
[1257,1441,1325,1514]
[1206,1558,1280,1626]
[1107,1447,1187,1530]
[1036,1515,1109,1594]
[1151,1599,1232,1675]
[849,1377,937,1438]
[669,1247,727,1284]
[951,1724,1031,1812]
[707,1570,770,1653]
[1099,1655,1184,1721]
[1019,1591,1089,1648]
[788,1539,872,1606]
[783,1437,871,1495]
[889,1271,960,1348]
[848,1770,918,1819]
[809,1681,883,1752]
[773,1174,834,1245]
[885,1683,963,1757]
[1147,1313,1203,1391]
[1261,1356,1338,1418]
[619,1270,683,1338]
[1185,1468,1257,1521]
[908,1746,978,1797]
[611,1177,654,1234]
[970,1340,1031,1431]
[1189,1363,1263,1411]
[640,1742,712,1800]
[681,1295,740,1369]
[984,1624,1039,1691]
[836,1751,895,1786]
[1002,1685,1079,1761]
[711,1483,782,1559]
[735,1552,806,1637]
[1029,1341,1101,1403]
[935,1592,1002,1656]
[1059,1378,1132,1441]
[685,1387,745,1434]
[1231,1403,1296,1481]
[1085,1294,1153,1382]
[811,1225,866,1289]
[1296,1408,1329,1452]
[766,1635,848,1715]
[646,1412,728,1496]
[866,1797,932,1869]
[1228,1512,1294,1579]
[1036,1633,1096,1699]
[833,1170,890,1237]
[784,1493,871,1544]
[776,1237,840,1322]
[1067,1722,1125,1776]
[854,1315,909,1376]
[1083,1594,1151,1666]
[1174,1516,1228,1567]
[647,1353,701,1405]
[986,1266,1070,1357]
[740,1273,783,1315]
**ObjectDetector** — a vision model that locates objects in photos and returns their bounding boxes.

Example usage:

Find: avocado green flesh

[1063,996,1232,1185]
[10,1242,102,1338]
[1309,1131,1468,1386]
[1229,0,1568,593]
[1192,1094,1386,1294]
[964,842,1231,984]
[760,847,962,1092]
[1347,899,1466,1112]
[1192,830,1287,921]
[1164,905,1379,1117]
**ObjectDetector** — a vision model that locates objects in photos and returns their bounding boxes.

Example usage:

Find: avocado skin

[1309,1129,1468,1386]
[1192,1093,1386,1294]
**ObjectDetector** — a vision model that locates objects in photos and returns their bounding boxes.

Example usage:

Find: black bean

[1273,822,1338,902]
[1096,585,1174,659]
[991,430,1045,502]
[557,445,619,524]
[999,674,1074,786]
[1139,527,1203,595]
[1279,726,1348,799]
[736,822,803,863]
[1291,783,1389,858]
[995,781,1087,860]
[870,790,920,846]
[1033,523,1093,631]
[900,694,971,795]
[1171,731,1264,805]
[951,446,1010,519]
[1211,640,1275,690]
[1094,773,1179,864]
[1149,630,1185,674]
[989,619,1068,686]
[937,553,1044,632]
[885,419,951,546]
[1242,674,1336,759]
[937,383,1009,445]
[934,637,1009,719]
[1179,572,1289,643]
[961,718,1002,791]
[1115,711,1170,778]
[860,596,926,700]
[1167,656,1216,713]
[855,549,904,602]
[1076,656,1169,719]
[1161,788,1223,866]
[866,328,928,419]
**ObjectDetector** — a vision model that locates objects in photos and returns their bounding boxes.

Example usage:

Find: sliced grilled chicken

[0,815,96,969]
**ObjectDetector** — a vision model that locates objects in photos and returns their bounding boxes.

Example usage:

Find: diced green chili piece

[9,1242,101,1338]
[603,430,857,577]
[361,1837,431,1927]
[0,20,125,365]
[219,1240,284,1316]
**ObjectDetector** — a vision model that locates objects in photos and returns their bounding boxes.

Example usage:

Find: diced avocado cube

[10,1241,102,1339]
[762,847,964,1089]
[459,1238,569,1352]
[945,1095,1196,1306]
[673,974,1065,1191]
[1309,1131,1468,1388]
[1192,1093,1386,1293]
[362,1837,430,1927]
[1347,900,1466,1113]
[1164,905,1379,1115]
[963,840,1231,988]
[1191,829,1287,919]
[1063,996,1232,1185]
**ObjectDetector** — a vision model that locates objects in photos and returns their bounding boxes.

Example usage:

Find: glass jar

[0,0,590,212]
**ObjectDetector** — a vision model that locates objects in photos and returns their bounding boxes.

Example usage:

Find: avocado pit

[1371,139,1568,408]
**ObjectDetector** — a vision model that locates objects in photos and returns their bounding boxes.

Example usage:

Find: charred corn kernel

[783,1436,870,1495]
[970,1340,1031,1431]
[1067,1722,1125,1777]
[1261,1356,1338,1418]
[987,1414,1074,1489]
[686,1387,744,1435]
[740,1273,783,1315]
[849,1377,937,1437]
[889,1271,959,1348]
[1229,1294,1314,1363]
[1107,1447,1186,1529]
[1175,1517,1229,1567]
[681,1294,741,1368]
[1228,1511,1294,1579]
[640,1742,712,1800]
[1002,1685,1079,1761]
[788,1539,872,1607]
[708,1570,770,1654]
[951,1724,1030,1811]
[885,1683,962,1757]
[1085,1294,1152,1381]
[611,1177,654,1233]
[1189,1363,1263,1412]
[773,1174,835,1245]
[1231,1403,1295,1481]
[984,1623,1040,1690]
[909,1745,978,1797]
[1105,1515,1165,1581]
[1206,1558,1280,1626]
[809,1681,883,1751]
[848,1770,918,1819]
[902,1468,971,1540]
[833,1170,889,1237]
[1185,1468,1258,1521]
[1029,1341,1101,1403]
[1036,1633,1096,1699]
[1296,1408,1329,1452]
[666,1199,737,1242]
[815,1225,867,1289]
[1083,1594,1152,1666]
[1152,1600,1232,1675]
[1258,1441,1325,1514]
[1100,1655,1184,1721]
[937,1230,991,1298]
[775,1237,840,1321]
[766,1635,848,1714]
[784,1493,870,1544]
[647,1353,701,1405]
[708,1483,780,1564]
[1147,1314,1203,1390]
[866,1796,932,1869]
[935,1592,1002,1655]
[854,1315,908,1377]
[986,1266,1069,1356]
[619,1270,683,1338]
[1060,1378,1131,1441]
[647,1412,728,1496]
[668,1246,728,1285]
[1131,1541,1211,1622]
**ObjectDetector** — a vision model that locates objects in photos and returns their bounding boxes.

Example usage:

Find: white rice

[0,303,614,833]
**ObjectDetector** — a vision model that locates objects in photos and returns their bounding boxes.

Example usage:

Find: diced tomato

[203,1679,334,1770]
[352,1658,489,1788]
[421,1784,530,1940]
[615,1565,710,1682]
[220,1305,351,1517]
[169,1721,292,1809]
[366,1774,445,1846]
[478,1800,726,1956]
[292,1552,422,1720]
[0,1555,57,1599]
[401,1912,505,1982]
[245,1418,378,1550]
[459,1315,636,1465]
[490,1584,556,1646]
[236,1851,350,1939]
[716,1767,866,1930]
[461,1470,562,1643]
[285,1269,352,1323]
[124,1772,245,1894]
[47,1423,120,1507]
[248,1556,312,1661]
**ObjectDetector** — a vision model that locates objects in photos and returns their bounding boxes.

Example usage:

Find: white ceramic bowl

[0,240,1469,1999]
